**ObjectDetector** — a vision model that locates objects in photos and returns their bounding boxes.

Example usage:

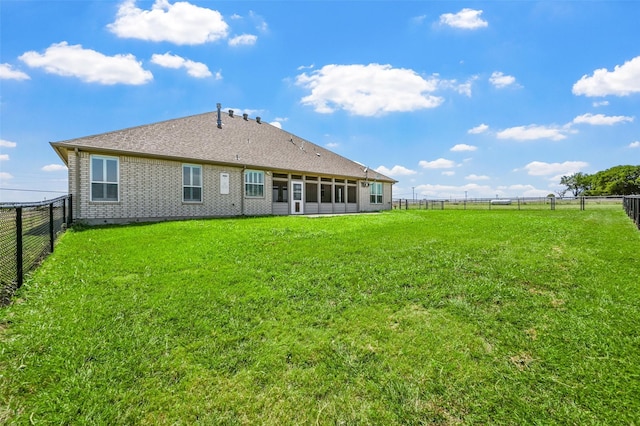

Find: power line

[0,187,68,194]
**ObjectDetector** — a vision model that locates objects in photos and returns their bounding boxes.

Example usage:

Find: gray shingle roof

[50,110,395,182]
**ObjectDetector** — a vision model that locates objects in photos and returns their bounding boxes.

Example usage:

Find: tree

[586,165,640,195]
[560,172,591,197]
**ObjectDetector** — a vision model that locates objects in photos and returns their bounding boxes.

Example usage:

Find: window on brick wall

[370,182,383,204]
[91,155,119,202]
[245,170,264,197]
[183,164,202,202]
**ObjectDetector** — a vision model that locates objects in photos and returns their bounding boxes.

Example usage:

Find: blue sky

[1,0,639,203]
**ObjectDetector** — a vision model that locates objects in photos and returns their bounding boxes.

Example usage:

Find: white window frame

[370,182,383,204]
[244,170,264,197]
[90,155,119,202]
[183,164,203,203]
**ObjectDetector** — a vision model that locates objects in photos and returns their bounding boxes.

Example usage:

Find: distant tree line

[559,165,640,197]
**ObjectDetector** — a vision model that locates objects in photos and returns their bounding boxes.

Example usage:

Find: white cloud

[0,63,30,80]
[0,172,13,181]
[108,0,229,45]
[411,15,427,25]
[439,8,488,30]
[419,158,456,169]
[504,184,550,197]
[151,52,212,78]
[451,143,477,152]
[0,139,17,148]
[630,141,640,148]
[572,113,634,126]
[592,100,609,107]
[269,121,282,129]
[375,165,417,176]
[20,42,152,85]
[441,171,455,176]
[489,71,518,88]
[248,10,268,33]
[228,34,258,47]
[497,124,570,141]
[42,164,67,172]
[416,183,492,198]
[439,76,477,97]
[325,142,339,148]
[296,63,444,116]
[468,124,489,134]
[523,161,588,178]
[572,55,640,97]
[0,154,9,161]
[465,174,489,181]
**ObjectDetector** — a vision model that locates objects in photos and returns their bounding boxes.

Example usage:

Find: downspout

[74,148,80,221]
[241,166,245,216]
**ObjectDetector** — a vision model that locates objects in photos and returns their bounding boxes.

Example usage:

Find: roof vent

[228,109,234,117]
[216,103,222,129]
[243,113,248,121]
[256,116,261,124]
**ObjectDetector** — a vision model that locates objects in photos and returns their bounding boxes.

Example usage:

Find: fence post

[581,197,585,211]
[550,197,556,211]
[49,202,55,253]
[16,207,23,289]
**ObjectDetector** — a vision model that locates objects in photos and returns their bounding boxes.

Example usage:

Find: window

[245,170,264,197]
[183,164,202,202]
[347,185,357,203]
[91,155,119,202]
[334,184,345,203]
[321,183,332,203]
[273,180,288,202]
[305,182,318,202]
[370,182,383,204]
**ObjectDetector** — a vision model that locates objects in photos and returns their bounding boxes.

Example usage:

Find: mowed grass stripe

[1,209,639,424]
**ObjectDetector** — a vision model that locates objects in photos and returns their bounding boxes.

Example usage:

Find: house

[50,104,396,224]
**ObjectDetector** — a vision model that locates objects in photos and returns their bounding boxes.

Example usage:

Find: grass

[1,208,639,424]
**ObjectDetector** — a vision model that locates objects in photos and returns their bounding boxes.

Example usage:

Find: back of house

[50,106,396,224]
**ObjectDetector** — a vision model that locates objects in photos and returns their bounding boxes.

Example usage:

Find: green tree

[586,165,640,195]
[560,172,592,197]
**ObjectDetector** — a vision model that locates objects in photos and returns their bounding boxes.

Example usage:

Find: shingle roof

[50,110,396,182]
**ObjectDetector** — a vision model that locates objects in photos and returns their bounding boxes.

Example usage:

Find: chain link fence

[393,196,623,211]
[1,195,72,305]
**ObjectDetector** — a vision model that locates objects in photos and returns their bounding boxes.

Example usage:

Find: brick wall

[70,151,276,224]
[358,181,393,212]
[64,149,391,223]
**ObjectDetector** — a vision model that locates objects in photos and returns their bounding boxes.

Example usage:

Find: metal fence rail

[393,196,623,211]
[1,195,72,305]
[623,196,640,230]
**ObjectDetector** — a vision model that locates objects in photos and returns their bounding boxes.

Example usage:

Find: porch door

[291,181,304,214]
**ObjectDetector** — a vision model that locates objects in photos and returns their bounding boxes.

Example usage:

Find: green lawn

[1,209,639,424]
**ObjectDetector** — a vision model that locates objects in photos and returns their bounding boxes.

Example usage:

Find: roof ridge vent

[243,113,248,120]
[256,116,261,124]
[228,109,234,117]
